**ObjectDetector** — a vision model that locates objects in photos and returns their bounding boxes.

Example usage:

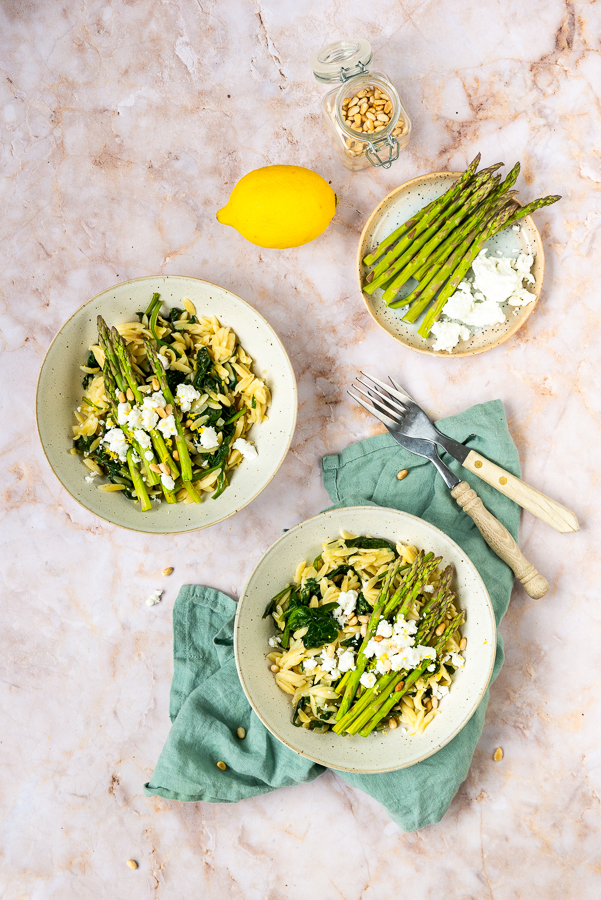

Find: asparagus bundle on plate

[362,154,560,338]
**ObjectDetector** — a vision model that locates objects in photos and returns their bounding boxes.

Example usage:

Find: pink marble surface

[1,0,600,896]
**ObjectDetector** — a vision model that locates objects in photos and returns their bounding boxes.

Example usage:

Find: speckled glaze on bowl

[235,506,496,774]
[357,172,545,358]
[36,275,297,534]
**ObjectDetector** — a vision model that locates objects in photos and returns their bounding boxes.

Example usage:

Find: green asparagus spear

[362,153,482,267]
[144,340,201,503]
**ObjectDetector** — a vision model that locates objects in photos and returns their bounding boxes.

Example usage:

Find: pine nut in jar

[311,39,412,172]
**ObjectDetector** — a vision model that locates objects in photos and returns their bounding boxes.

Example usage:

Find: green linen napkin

[145,400,520,831]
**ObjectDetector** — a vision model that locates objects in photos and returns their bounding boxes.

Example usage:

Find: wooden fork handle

[462,450,579,534]
[451,481,549,599]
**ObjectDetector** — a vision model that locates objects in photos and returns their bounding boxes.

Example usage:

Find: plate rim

[234,504,497,773]
[356,171,546,358]
[36,274,298,534]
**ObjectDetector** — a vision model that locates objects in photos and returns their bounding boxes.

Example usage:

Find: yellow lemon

[216,165,337,249]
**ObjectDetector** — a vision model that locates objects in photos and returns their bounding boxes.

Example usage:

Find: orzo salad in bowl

[36,275,297,533]
[235,506,496,773]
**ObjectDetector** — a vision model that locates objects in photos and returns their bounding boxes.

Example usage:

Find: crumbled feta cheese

[232,437,258,460]
[133,429,151,449]
[359,671,377,689]
[334,589,358,626]
[146,589,163,606]
[422,584,434,593]
[157,353,170,370]
[149,391,167,408]
[140,407,159,431]
[176,382,200,412]
[431,321,471,353]
[161,472,175,491]
[145,451,154,460]
[268,635,281,648]
[102,427,129,462]
[126,406,144,429]
[199,426,219,450]
[431,682,450,700]
[302,657,317,671]
[157,414,177,439]
[84,473,98,483]
[376,618,393,638]
[117,402,131,425]
[375,657,390,675]
[392,615,418,646]
[389,645,436,671]
[442,282,506,328]
[427,664,436,672]
[319,652,339,673]
[336,648,357,672]
[450,652,465,669]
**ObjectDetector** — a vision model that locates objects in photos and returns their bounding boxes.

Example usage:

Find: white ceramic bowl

[357,172,544,357]
[36,275,297,533]
[235,506,496,773]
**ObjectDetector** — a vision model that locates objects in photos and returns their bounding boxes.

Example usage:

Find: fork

[354,373,578,534]
[349,375,549,599]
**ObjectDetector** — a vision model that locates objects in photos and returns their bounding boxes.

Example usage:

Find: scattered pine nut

[326,644,335,658]
[360,624,368,637]
[237,727,246,740]
[460,637,467,651]
[162,567,174,576]
[388,717,398,730]
[118,391,127,403]
[270,664,280,673]
[126,859,138,870]
[216,761,227,771]
[159,463,170,476]
[358,615,370,624]
[431,696,439,709]
[165,403,173,416]
[126,388,134,402]
[149,463,162,474]
[425,699,433,711]
[435,623,446,636]
[397,469,408,480]
[152,377,159,391]
[347,615,358,626]
[172,450,179,461]
[374,635,384,642]
[156,407,167,419]
[394,680,405,692]
[493,747,503,762]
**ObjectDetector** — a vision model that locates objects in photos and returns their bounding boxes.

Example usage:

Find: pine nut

[162,567,174,576]
[460,637,467,651]
[126,387,134,401]
[397,469,408,480]
[237,727,246,739]
[360,624,368,637]
[126,859,138,869]
[356,89,367,98]
[347,615,358,626]
[353,115,362,128]
[270,664,280,673]
[152,377,159,391]
[388,717,398,729]
[494,747,503,762]
[185,419,193,428]
[149,463,162,473]
[431,696,439,709]
[383,659,392,673]
[359,103,368,114]
[118,391,127,403]
[348,105,360,117]
[384,101,392,114]
[216,760,227,770]
[358,615,370,623]
[172,450,179,461]
[374,635,384,642]
[394,680,405,692]
[165,403,173,416]
[159,463,170,476]
[435,623,446,636]
[156,407,167,418]
[326,644,335,658]
[426,699,433,711]
[377,113,389,123]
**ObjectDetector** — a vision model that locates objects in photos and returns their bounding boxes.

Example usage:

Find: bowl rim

[35,274,298,535]
[234,504,497,773]
[356,171,545,358]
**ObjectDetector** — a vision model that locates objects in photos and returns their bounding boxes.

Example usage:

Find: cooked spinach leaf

[284,602,339,649]
[344,536,397,553]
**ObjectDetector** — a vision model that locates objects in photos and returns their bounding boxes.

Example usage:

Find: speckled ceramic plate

[36,275,297,534]
[235,506,496,773]
[357,172,545,357]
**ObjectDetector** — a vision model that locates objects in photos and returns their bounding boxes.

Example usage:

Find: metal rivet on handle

[474,460,483,468]
[499,476,507,485]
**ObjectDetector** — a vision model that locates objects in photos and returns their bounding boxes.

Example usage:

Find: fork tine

[360,372,413,408]
[348,389,400,430]
[388,377,416,405]
[355,379,407,422]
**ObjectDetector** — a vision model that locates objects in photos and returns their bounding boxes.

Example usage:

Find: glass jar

[311,39,412,172]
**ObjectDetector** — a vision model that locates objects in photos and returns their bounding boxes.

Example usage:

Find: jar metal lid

[311,39,373,84]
